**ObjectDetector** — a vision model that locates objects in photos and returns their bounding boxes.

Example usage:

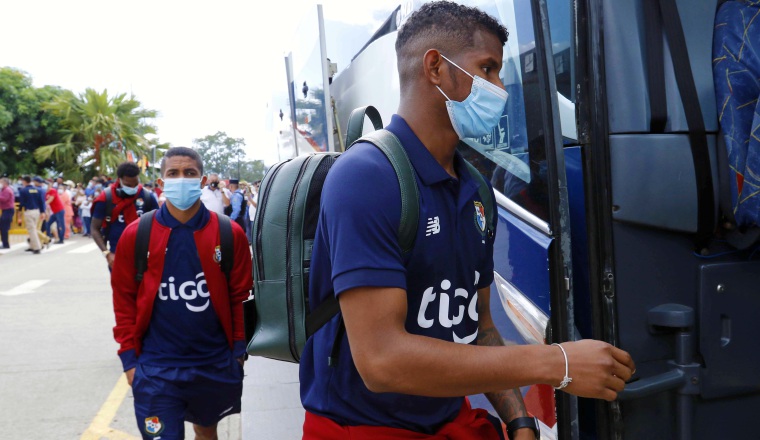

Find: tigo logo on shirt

[157,272,210,312]
[416,272,481,344]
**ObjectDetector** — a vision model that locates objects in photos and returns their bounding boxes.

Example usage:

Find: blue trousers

[47,210,64,242]
[0,208,13,248]
[83,216,92,235]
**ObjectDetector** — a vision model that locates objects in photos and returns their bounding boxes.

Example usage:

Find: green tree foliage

[0,67,66,176]
[35,88,159,179]
[193,131,246,178]
[192,131,266,182]
[238,159,267,183]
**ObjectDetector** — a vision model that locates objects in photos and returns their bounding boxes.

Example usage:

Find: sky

[0,0,401,167]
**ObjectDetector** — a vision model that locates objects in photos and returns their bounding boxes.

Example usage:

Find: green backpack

[246,106,494,363]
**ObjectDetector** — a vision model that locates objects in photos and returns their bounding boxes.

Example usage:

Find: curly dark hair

[395,1,509,55]
[116,162,141,179]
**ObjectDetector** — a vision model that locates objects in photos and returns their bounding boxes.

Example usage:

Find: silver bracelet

[551,343,573,390]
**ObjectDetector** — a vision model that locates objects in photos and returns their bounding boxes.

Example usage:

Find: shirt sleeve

[92,196,105,219]
[0,188,10,205]
[18,189,27,207]
[476,184,497,289]
[230,192,243,220]
[111,221,141,370]
[321,143,407,295]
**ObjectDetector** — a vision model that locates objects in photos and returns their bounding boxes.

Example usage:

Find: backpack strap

[217,213,234,281]
[345,106,384,149]
[360,129,420,253]
[141,187,151,210]
[306,294,340,337]
[345,106,420,250]
[134,210,155,283]
[104,187,114,239]
[133,211,233,285]
[306,128,422,365]
[463,158,496,239]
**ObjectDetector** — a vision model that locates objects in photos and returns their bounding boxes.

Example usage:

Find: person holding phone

[200,173,229,216]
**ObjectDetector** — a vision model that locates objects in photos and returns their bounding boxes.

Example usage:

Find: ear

[200,176,208,188]
[156,178,164,189]
[422,49,446,86]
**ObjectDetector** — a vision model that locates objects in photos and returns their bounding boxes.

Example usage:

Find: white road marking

[68,243,98,254]
[44,241,74,253]
[0,279,50,296]
[0,243,26,254]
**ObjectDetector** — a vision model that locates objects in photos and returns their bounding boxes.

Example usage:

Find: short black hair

[22,175,31,183]
[160,147,204,176]
[116,162,141,179]
[395,1,508,85]
[396,2,508,53]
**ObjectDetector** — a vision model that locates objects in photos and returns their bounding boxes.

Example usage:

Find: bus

[279,0,760,438]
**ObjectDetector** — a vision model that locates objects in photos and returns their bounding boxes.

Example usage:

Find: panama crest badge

[474,201,486,235]
[214,245,222,263]
[144,416,164,436]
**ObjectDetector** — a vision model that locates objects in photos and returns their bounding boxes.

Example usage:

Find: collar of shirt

[386,115,478,196]
[155,202,210,230]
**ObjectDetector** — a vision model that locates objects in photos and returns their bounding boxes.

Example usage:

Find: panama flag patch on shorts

[145,416,164,436]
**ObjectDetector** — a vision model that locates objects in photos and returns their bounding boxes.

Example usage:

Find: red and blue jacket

[112,209,252,371]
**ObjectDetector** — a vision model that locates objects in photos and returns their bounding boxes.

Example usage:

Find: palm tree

[35,88,159,177]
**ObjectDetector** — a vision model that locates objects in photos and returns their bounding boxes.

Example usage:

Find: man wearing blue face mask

[111,147,252,440]
[91,162,159,270]
[301,2,634,439]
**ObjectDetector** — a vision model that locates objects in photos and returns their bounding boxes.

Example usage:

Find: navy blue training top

[300,115,496,434]
[18,185,45,211]
[139,203,229,368]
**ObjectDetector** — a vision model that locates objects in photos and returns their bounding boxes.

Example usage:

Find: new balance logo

[426,216,441,236]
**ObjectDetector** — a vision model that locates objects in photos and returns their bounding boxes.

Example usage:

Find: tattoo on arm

[478,321,529,423]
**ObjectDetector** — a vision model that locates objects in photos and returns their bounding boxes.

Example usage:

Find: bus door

[575,0,760,438]
[457,0,579,438]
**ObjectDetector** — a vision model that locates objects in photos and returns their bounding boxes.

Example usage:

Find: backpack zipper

[285,155,313,361]
[255,161,286,281]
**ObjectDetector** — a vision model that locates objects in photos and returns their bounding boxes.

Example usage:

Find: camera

[210,182,219,189]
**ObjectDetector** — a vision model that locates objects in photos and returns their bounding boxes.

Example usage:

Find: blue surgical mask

[162,178,202,210]
[120,180,138,196]
[436,54,508,139]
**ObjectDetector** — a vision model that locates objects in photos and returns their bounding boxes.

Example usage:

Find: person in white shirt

[246,181,259,243]
[80,195,93,237]
[199,173,229,216]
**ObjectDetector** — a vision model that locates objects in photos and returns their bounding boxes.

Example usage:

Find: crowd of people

[0,167,260,253]
[2,175,104,251]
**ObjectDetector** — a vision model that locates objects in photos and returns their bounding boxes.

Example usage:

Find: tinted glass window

[547,0,574,102]
[457,0,550,222]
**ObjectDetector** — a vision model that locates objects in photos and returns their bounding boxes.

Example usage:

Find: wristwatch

[102,249,111,256]
[507,416,540,440]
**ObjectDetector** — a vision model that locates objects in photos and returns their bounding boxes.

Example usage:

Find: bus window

[547,0,577,142]
[457,0,550,223]
[547,0,574,103]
